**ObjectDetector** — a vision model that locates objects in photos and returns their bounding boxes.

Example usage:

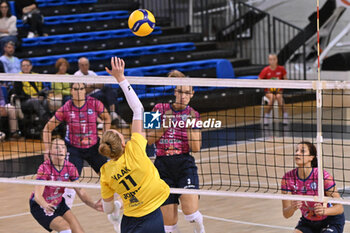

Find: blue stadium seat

[29,42,196,67]
[36,0,97,7]
[8,1,16,16]
[21,28,162,47]
[17,11,129,27]
[98,59,235,78]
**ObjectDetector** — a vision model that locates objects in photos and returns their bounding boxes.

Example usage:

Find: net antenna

[316,0,325,203]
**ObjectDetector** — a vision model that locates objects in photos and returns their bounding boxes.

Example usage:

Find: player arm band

[102,199,115,214]
[119,79,144,120]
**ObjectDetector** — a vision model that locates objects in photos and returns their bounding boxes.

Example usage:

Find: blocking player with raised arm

[147,70,205,233]
[30,138,103,233]
[259,53,288,125]
[281,141,345,233]
[99,57,170,233]
[43,82,111,208]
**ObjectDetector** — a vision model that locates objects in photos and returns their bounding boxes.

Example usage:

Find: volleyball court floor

[1,135,350,232]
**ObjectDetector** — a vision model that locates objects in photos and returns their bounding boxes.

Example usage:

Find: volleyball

[128,9,155,37]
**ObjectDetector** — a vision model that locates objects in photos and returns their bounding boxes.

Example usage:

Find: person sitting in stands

[49,58,71,112]
[0,41,20,74]
[10,59,50,124]
[15,0,45,38]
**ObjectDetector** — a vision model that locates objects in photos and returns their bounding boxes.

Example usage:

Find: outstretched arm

[281,190,302,219]
[42,116,61,160]
[74,187,103,212]
[106,57,145,137]
[34,185,56,215]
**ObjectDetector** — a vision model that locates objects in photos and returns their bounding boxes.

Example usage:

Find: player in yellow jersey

[99,57,170,233]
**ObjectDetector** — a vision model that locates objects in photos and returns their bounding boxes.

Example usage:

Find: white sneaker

[27,31,35,38]
[0,131,6,141]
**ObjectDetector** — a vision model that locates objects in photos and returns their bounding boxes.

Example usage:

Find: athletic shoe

[27,31,35,38]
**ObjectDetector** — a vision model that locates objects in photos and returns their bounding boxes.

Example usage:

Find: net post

[316,0,325,204]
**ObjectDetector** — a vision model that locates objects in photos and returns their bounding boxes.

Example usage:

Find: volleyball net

[1,73,350,205]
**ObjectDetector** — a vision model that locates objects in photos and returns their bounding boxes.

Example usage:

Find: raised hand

[314,203,326,216]
[291,200,302,210]
[105,57,126,83]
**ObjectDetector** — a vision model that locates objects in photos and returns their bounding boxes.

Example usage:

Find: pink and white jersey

[30,160,79,207]
[55,96,104,148]
[281,168,335,221]
[153,103,201,156]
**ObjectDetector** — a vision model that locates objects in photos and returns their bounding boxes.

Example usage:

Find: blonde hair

[168,70,185,77]
[99,131,123,159]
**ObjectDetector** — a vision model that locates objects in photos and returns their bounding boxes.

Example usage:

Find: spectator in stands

[74,57,128,128]
[0,41,20,73]
[0,1,17,54]
[10,59,49,123]
[52,58,71,105]
[15,0,44,38]
[259,53,288,125]
[0,84,21,139]
[0,59,4,72]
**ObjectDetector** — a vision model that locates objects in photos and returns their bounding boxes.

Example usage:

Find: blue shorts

[154,153,199,205]
[30,198,70,232]
[66,140,108,175]
[296,214,345,233]
[121,208,164,233]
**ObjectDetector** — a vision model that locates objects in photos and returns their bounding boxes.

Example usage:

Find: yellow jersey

[100,133,170,217]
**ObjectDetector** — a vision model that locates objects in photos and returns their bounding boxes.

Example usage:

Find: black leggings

[27,13,43,36]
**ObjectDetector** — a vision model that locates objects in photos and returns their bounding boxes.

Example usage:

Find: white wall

[267,0,350,43]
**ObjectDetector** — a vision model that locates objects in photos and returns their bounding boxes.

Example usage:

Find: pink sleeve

[36,164,49,180]
[281,173,291,192]
[324,171,335,191]
[55,104,67,122]
[95,99,104,115]
[259,67,267,79]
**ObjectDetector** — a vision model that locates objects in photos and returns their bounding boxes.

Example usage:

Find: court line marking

[0,203,85,220]
[1,203,349,231]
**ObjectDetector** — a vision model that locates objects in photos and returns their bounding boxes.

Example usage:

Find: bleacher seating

[30,42,195,67]
[11,0,260,103]
[36,0,98,8]
[21,27,162,47]
[17,11,130,27]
